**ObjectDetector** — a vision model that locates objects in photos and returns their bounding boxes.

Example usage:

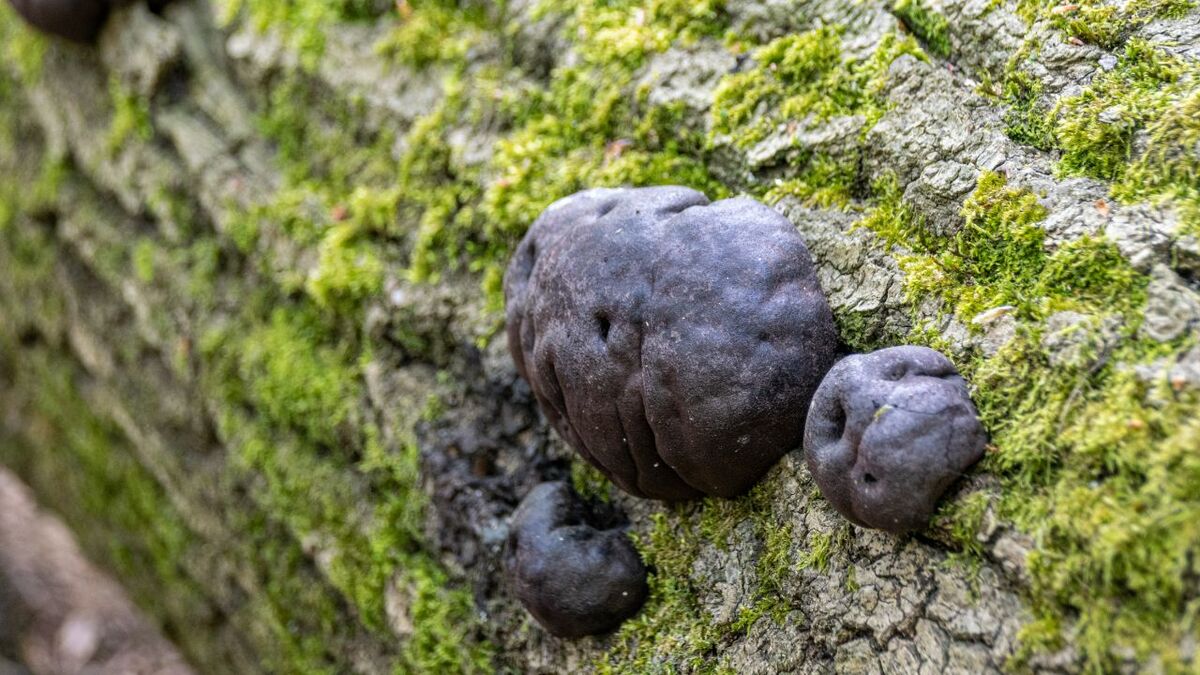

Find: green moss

[762,153,859,209]
[976,335,1200,671]
[860,165,1199,668]
[874,171,1148,327]
[570,0,728,68]
[0,7,502,672]
[217,0,390,69]
[892,0,952,58]
[204,321,491,669]
[230,307,361,451]
[697,494,753,551]
[870,171,1047,320]
[375,1,487,68]
[1111,86,1200,232]
[1055,40,1189,181]
[0,3,47,85]
[401,557,494,673]
[992,30,1200,235]
[934,489,992,559]
[710,28,925,150]
[1049,38,1200,232]
[180,35,496,666]
[133,238,157,282]
[107,76,153,154]
[570,459,614,505]
[598,509,724,674]
[794,531,834,572]
[998,67,1057,150]
[995,1,1196,164]
[1016,0,1194,49]
[305,221,385,313]
[401,1,731,307]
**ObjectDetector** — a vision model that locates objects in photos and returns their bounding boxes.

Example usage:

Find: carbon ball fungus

[504,186,840,501]
[803,346,987,534]
[7,0,112,42]
[506,481,648,638]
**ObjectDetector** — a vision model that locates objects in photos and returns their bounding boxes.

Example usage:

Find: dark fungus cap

[803,346,987,534]
[506,482,647,638]
[504,186,840,500]
[7,0,112,42]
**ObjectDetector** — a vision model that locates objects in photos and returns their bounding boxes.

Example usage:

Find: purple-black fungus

[804,346,987,534]
[504,186,840,500]
[506,481,647,638]
[7,0,112,42]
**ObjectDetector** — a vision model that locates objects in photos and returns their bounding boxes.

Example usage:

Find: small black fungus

[504,186,840,500]
[7,0,112,42]
[803,346,987,534]
[506,481,647,638]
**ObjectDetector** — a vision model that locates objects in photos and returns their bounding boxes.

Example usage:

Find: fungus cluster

[504,186,840,500]
[503,188,988,638]
[7,0,112,42]
[505,482,647,638]
[803,346,987,534]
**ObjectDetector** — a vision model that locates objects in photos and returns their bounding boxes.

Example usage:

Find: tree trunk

[1,0,1197,673]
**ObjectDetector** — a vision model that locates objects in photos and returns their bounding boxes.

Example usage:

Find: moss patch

[1015,0,1195,50]
[862,168,1200,669]
[993,5,1199,233]
[891,0,951,58]
[709,27,924,150]
[596,509,726,674]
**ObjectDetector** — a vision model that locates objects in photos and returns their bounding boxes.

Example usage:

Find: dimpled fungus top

[504,186,840,500]
[7,0,111,42]
[803,346,988,534]
[506,482,648,638]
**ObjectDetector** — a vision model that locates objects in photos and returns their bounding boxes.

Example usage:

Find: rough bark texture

[0,0,1198,673]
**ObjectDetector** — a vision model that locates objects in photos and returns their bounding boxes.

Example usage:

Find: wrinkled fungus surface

[7,0,111,42]
[505,186,840,500]
[506,481,647,638]
[804,346,987,534]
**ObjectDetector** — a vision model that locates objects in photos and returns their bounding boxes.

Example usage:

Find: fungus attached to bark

[504,186,840,500]
[7,0,112,42]
[506,481,647,638]
[803,346,987,534]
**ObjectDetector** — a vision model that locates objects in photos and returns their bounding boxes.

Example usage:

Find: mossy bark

[1,0,1198,673]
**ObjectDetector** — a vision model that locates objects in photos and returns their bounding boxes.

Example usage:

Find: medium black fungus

[7,0,112,42]
[803,346,987,534]
[506,481,647,638]
[504,186,840,500]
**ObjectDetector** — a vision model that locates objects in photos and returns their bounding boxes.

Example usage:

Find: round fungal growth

[506,481,647,638]
[803,346,987,534]
[7,0,112,42]
[504,186,840,500]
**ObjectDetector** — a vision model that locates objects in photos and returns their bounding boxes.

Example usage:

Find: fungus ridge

[505,186,840,500]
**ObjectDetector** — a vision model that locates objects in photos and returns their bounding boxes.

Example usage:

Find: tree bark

[1,0,1197,673]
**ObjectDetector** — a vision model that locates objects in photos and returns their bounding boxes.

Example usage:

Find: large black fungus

[504,186,840,500]
[506,481,647,638]
[7,0,112,42]
[803,346,987,534]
